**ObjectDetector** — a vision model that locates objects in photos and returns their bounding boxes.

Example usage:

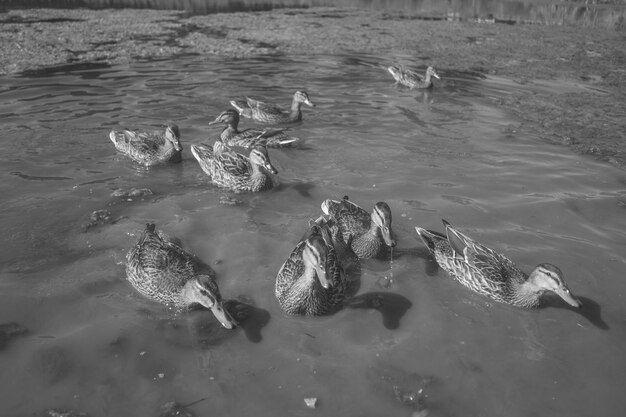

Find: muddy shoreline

[1,7,625,169]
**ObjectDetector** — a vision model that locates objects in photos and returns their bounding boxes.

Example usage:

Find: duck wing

[129,225,196,289]
[402,67,425,83]
[213,141,252,177]
[443,220,515,285]
[123,129,163,153]
[275,240,306,296]
[246,97,286,115]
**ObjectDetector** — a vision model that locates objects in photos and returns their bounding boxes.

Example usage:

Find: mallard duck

[190,141,277,192]
[109,123,182,166]
[126,223,237,329]
[209,109,301,148]
[230,90,315,125]
[415,220,582,308]
[275,217,357,315]
[387,65,440,89]
[321,196,396,259]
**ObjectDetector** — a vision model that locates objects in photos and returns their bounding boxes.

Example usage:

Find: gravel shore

[1,7,624,169]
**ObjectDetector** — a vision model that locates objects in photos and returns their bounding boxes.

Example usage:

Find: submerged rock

[43,410,89,417]
[160,401,194,417]
[81,209,122,231]
[0,322,28,350]
[219,195,243,206]
[110,187,154,199]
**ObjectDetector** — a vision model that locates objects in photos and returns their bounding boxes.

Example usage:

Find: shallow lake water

[1,54,625,417]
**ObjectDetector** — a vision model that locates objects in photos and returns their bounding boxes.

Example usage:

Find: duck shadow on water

[157,299,271,348]
[273,179,316,199]
[539,295,608,330]
[416,255,607,330]
[345,292,412,330]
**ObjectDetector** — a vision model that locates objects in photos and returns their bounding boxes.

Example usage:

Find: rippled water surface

[1,55,625,417]
[6,0,626,29]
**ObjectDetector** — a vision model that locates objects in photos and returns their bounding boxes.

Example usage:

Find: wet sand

[1,7,624,169]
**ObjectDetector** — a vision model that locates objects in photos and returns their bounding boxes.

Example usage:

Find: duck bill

[382,229,397,248]
[265,162,278,174]
[432,73,441,80]
[173,141,183,152]
[555,286,582,308]
[304,98,316,108]
[208,117,221,126]
[210,302,238,329]
[315,265,330,289]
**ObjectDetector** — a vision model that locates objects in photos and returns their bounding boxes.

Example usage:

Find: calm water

[1,54,625,417]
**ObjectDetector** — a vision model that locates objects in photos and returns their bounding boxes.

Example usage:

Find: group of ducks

[112,65,581,330]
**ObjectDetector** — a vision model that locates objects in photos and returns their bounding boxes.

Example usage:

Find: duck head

[387,65,402,78]
[165,123,183,152]
[182,275,237,329]
[303,235,331,289]
[426,66,440,80]
[294,91,315,108]
[209,109,239,128]
[529,263,581,308]
[371,202,396,248]
[249,146,278,174]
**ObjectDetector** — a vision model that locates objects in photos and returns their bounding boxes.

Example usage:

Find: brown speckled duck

[275,217,359,316]
[387,65,440,89]
[415,220,582,308]
[321,196,396,259]
[126,223,237,328]
[190,141,277,192]
[209,109,301,148]
[109,123,182,166]
[230,90,315,125]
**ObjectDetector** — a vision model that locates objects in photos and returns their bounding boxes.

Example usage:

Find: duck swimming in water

[109,123,182,166]
[275,217,358,316]
[414,220,582,308]
[190,141,277,192]
[321,196,396,259]
[209,109,301,148]
[230,90,315,125]
[126,223,237,329]
[387,65,440,89]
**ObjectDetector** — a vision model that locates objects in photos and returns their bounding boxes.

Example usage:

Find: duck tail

[321,198,337,216]
[230,99,253,119]
[135,223,159,248]
[190,143,214,160]
[415,226,436,253]
[414,226,447,255]
[442,220,469,257]
[276,136,301,147]
[108,130,120,144]
[109,129,130,149]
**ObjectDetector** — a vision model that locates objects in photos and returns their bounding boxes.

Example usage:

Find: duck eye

[200,289,208,296]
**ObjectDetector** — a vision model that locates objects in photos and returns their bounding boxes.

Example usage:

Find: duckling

[415,220,582,308]
[126,223,237,329]
[230,90,315,125]
[209,109,301,148]
[275,218,357,315]
[387,65,440,89]
[109,123,182,166]
[190,141,277,192]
